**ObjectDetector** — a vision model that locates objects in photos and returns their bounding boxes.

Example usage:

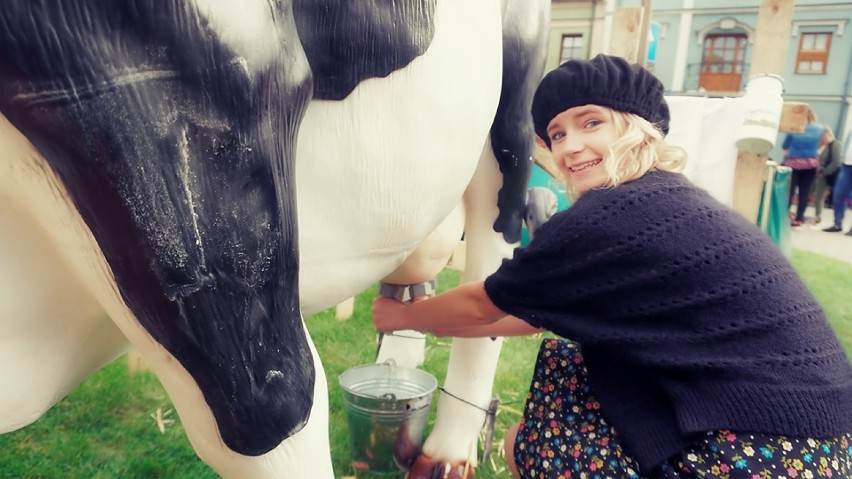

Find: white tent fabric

[665,95,744,207]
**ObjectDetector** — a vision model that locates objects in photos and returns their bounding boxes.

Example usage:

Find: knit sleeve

[483,207,614,336]
[483,171,802,343]
[782,133,792,150]
[484,175,688,340]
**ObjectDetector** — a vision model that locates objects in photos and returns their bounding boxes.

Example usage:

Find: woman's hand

[372,281,505,335]
[372,296,410,333]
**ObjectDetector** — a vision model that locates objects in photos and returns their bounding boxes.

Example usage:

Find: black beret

[532,54,670,147]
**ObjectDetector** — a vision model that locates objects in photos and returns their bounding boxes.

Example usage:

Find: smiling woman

[544,104,686,200]
[545,105,615,197]
[372,54,852,479]
[535,53,685,202]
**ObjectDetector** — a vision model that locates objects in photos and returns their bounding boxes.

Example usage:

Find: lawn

[0,251,848,479]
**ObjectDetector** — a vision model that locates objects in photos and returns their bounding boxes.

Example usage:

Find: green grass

[791,250,852,352]
[0,256,849,478]
[0,359,214,479]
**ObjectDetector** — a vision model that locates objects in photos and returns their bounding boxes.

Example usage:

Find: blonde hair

[562,110,687,200]
[807,108,818,124]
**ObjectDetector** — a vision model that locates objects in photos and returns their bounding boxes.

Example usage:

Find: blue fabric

[757,167,792,256]
[832,164,852,228]
[782,123,825,159]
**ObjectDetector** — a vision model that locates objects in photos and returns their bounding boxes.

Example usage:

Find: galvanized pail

[339,360,437,474]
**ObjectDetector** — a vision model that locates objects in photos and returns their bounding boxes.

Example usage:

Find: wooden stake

[750,0,796,77]
[733,151,770,224]
[609,7,644,63]
[334,297,355,321]
[733,0,795,221]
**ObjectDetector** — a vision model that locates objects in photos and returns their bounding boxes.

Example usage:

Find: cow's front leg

[409,337,503,479]
[411,1,549,474]
[407,134,517,478]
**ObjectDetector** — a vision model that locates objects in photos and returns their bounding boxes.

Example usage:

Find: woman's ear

[534,135,549,151]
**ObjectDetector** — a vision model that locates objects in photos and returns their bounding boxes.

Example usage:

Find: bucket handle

[379,359,397,401]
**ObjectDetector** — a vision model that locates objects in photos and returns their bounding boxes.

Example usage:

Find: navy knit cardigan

[484,171,852,470]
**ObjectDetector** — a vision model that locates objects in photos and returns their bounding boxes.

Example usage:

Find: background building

[545,0,852,160]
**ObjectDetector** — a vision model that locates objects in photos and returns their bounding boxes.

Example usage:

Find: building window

[698,33,748,92]
[701,34,747,74]
[559,35,583,64]
[796,32,831,74]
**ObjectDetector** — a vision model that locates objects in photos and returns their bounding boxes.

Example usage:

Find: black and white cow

[0,1,549,477]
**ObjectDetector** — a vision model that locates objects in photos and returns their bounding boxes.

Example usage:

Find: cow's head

[0,1,314,455]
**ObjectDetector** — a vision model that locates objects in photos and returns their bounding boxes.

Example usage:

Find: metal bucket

[339,360,437,474]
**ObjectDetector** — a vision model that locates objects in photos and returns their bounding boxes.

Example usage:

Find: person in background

[782,108,825,227]
[824,129,852,234]
[373,54,852,479]
[813,125,843,225]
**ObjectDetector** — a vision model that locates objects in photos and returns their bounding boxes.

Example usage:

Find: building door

[699,34,747,92]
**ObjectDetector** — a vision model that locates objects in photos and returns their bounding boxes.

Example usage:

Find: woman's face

[545,104,618,197]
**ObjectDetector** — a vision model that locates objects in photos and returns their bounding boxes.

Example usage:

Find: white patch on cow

[192,0,288,70]
[0,114,130,432]
[296,0,505,315]
[178,128,206,263]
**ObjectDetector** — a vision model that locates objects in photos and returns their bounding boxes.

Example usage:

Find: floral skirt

[513,338,852,479]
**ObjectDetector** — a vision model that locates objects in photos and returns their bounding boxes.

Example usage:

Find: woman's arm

[428,315,545,338]
[372,281,507,334]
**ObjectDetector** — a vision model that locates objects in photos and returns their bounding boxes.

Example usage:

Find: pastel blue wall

[607,0,852,150]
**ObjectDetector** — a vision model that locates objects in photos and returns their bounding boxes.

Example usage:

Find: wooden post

[732,0,795,223]
[733,151,769,223]
[609,7,644,63]
[335,297,355,320]
[636,0,654,67]
[751,0,796,77]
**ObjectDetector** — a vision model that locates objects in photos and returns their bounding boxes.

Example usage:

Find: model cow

[0,0,549,478]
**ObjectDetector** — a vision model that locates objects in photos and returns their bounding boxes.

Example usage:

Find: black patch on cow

[490,0,551,244]
[0,0,315,456]
[293,0,437,100]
